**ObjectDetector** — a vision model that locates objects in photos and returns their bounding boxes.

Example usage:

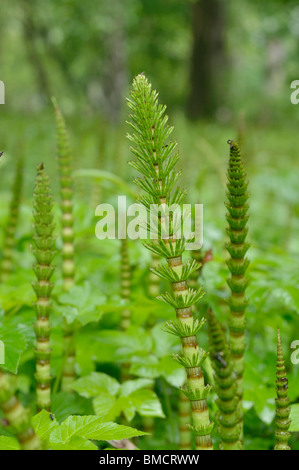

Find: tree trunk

[187,0,226,119]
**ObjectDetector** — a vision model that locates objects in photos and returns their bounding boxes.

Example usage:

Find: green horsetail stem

[182,247,213,450]
[52,99,75,290]
[178,390,192,450]
[52,99,76,391]
[0,156,23,283]
[0,369,41,450]
[226,140,249,438]
[274,329,291,450]
[127,75,213,450]
[208,310,242,450]
[32,164,56,411]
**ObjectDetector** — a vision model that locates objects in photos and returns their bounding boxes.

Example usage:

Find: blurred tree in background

[187,0,226,119]
[1,0,299,121]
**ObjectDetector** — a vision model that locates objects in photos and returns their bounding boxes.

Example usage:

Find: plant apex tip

[51,96,59,110]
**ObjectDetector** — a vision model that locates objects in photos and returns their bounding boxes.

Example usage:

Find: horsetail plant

[208,310,242,450]
[127,74,213,450]
[52,99,76,391]
[32,163,56,411]
[0,369,41,450]
[274,329,291,450]
[52,99,75,291]
[0,156,23,283]
[226,139,249,439]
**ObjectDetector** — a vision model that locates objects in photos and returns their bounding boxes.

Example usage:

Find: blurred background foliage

[0,0,298,450]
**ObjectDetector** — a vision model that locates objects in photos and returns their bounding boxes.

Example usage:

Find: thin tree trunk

[21,0,51,103]
[187,0,226,119]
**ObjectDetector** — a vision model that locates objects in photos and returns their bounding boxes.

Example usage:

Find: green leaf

[32,410,59,442]
[92,327,152,363]
[50,436,98,450]
[0,436,21,450]
[51,393,93,423]
[0,323,27,374]
[290,404,299,432]
[49,416,146,445]
[130,355,185,388]
[120,378,153,397]
[93,393,118,421]
[92,379,164,422]
[70,372,120,398]
[54,282,106,327]
[127,389,165,419]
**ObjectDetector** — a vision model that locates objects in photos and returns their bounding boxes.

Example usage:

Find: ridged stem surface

[32,164,56,411]
[208,310,242,450]
[53,100,76,391]
[226,140,249,438]
[274,330,291,450]
[0,157,23,282]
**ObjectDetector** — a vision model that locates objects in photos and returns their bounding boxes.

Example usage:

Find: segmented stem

[226,140,249,435]
[53,99,76,390]
[0,156,23,282]
[274,329,291,450]
[127,75,213,450]
[0,370,41,450]
[178,389,192,450]
[208,310,242,450]
[32,164,56,411]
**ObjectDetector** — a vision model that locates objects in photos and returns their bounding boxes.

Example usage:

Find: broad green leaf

[159,356,186,387]
[93,393,118,420]
[120,378,153,397]
[128,389,165,418]
[51,393,93,423]
[54,282,106,326]
[130,355,185,388]
[116,397,136,422]
[0,323,27,374]
[151,322,180,358]
[71,372,120,398]
[49,415,146,444]
[92,327,152,363]
[290,404,299,432]
[0,436,21,450]
[92,379,164,422]
[32,410,59,442]
[0,282,33,312]
[50,436,98,450]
